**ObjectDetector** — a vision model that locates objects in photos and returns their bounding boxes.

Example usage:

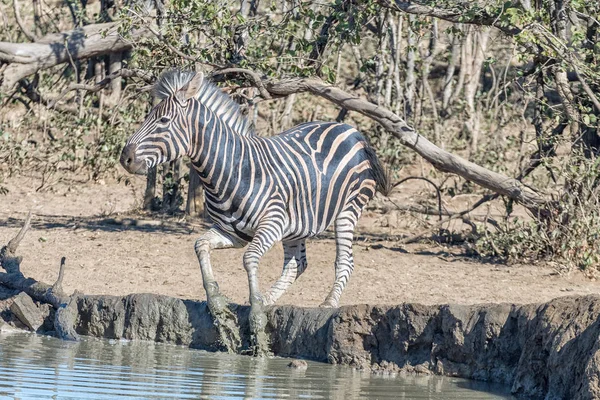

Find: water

[0,332,514,399]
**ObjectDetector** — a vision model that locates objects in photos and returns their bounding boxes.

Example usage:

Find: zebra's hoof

[249,303,267,330]
[249,304,270,356]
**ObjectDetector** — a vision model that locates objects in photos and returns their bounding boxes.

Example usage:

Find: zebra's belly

[280,207,336,241]
[208,205,332,243]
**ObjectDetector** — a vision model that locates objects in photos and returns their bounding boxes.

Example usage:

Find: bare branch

[13,0,38,42]
[212,68,272,100]
[0,212,32,276]
[47,69,155,108]
[392,176,443,221]
[378,0,521,36]
[0,22,152,90]
[575,69,600,114]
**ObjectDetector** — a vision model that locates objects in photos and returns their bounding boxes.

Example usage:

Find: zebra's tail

[364,144,391,197]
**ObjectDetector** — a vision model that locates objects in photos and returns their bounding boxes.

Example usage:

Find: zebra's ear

[181,72,204,101]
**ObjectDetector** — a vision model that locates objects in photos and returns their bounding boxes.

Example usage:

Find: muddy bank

[2,290,599,400]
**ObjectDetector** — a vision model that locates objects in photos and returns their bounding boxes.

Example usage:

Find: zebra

[120,69,388,351]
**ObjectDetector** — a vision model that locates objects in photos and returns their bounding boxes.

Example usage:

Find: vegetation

[1,0,599,271]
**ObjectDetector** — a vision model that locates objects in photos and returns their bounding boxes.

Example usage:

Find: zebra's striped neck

[188,101,248,193]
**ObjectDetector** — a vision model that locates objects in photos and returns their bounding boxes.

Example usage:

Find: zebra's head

[120,71,205,175]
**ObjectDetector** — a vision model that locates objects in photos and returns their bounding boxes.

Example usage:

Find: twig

[390,176,443,221]
[399,193,498,244]
[13,0,38,41]
[574,68,600,114]
[143,22,220,68]
[47,69,155,108]
[483,205,503,256]
[212,68,272,100]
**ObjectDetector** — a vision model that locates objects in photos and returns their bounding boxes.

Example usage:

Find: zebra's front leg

[263,240,307,306]
[195,228,245,352]
[243,223,283,356]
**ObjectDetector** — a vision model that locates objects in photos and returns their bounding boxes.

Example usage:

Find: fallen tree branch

[0,214,68,306]
[0,22,152,90]
[0,214,77,339]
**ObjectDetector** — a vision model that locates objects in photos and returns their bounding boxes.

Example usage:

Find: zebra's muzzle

[120,144,147,175]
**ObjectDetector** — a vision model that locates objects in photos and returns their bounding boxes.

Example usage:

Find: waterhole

[0,332,514,399]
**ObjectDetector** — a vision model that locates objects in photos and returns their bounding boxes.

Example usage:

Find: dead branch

[0,22,152,90]
[391,176,443,221]
[377,0,521,36]
[5,211,31,257]
[0,214,67,305]
[47,68,155,108]
[399,193,499,244]
[0,214,76,339]
[13,0,38,42]
[48,257,66,300]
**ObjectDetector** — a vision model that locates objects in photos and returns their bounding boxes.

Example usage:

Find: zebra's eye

[159,116,170,124]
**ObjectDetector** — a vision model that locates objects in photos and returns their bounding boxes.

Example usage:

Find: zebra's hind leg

[195,227,245,353]
[320,209,360,308]
[243,219,285,355]
[262,240,307,306]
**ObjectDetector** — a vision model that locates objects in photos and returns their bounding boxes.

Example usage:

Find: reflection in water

[0,332,514,399]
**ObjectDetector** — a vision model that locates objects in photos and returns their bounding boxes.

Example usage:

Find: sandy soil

[1,174,599,307]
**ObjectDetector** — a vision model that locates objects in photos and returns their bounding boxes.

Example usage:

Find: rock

[0,319,20,333]
[9,292,46,331]
[287,359,308,370]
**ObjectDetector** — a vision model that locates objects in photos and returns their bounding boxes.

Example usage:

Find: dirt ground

[1,174,599,307]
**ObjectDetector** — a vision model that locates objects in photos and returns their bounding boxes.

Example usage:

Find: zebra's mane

[153,69,254,137]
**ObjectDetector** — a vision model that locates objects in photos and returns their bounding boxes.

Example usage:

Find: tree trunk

[162,159,182,212]
[441,27,460,115]
[464,28,490,155]
[106,52,122,106]
[186,167,205,219]
[404,14,417,119]
[143,166,157,211]
[281,93,296,130]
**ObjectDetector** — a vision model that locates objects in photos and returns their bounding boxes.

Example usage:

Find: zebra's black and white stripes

[121,70,388,309]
